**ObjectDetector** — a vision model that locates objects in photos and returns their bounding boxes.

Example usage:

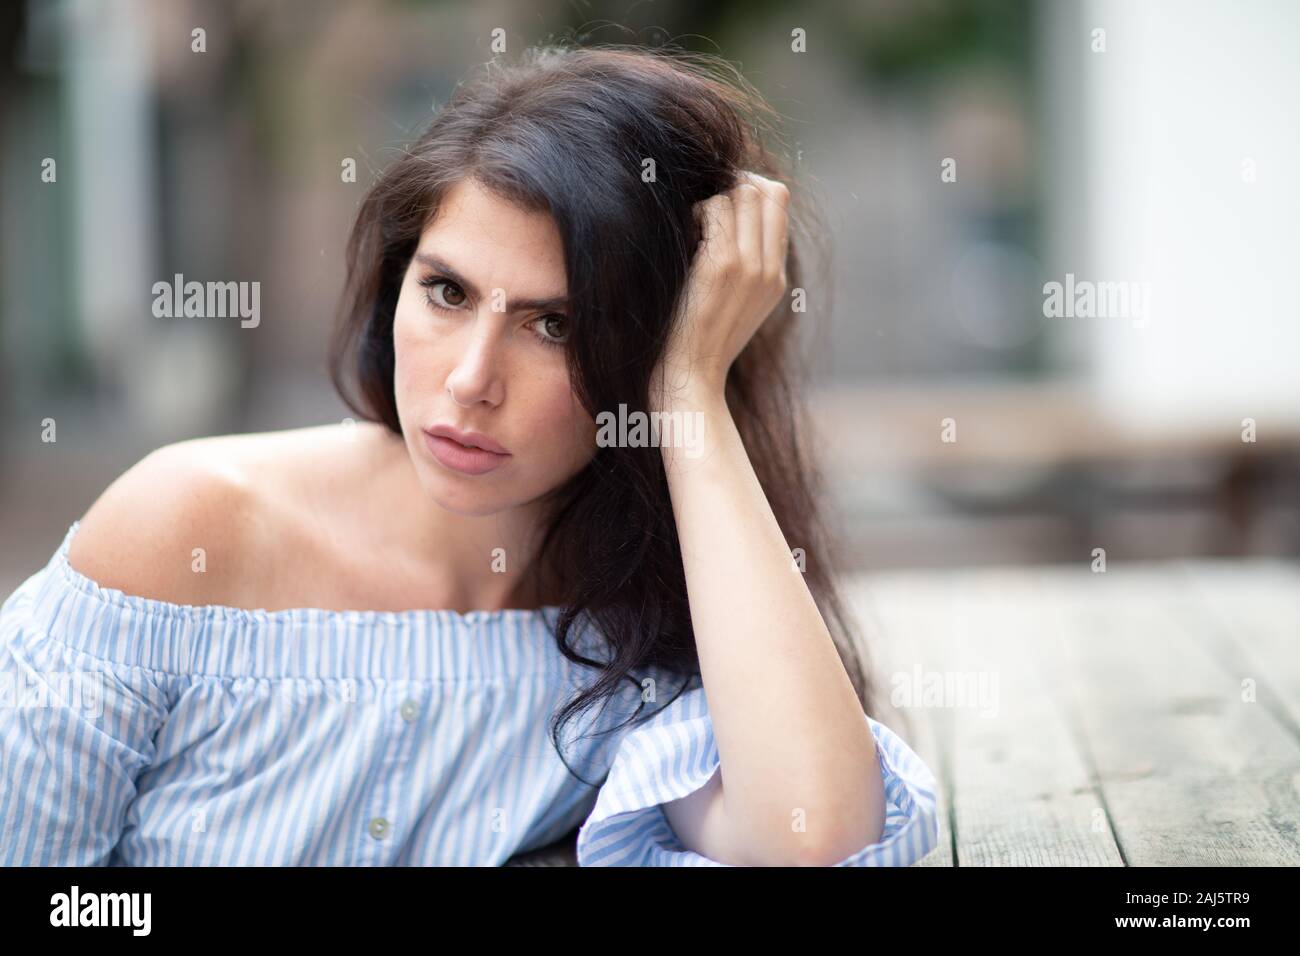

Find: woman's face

[392,177,597,517]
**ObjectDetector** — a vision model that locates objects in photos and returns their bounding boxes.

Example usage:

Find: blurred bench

[811,382,1300,568]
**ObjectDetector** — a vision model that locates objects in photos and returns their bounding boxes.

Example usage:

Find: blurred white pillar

[65,0,156,368]
[1075,0,1300,429]
[64,0,234,440]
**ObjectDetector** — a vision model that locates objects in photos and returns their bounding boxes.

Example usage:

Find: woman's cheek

[391,310,411,377]
[513,381,575,465]
[392,312,435,397]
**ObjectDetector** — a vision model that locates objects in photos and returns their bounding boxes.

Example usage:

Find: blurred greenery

[508,0,1037,86]
[844,0,1035,85]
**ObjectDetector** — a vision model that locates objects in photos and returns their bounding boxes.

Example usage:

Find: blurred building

[1,0,1297,588]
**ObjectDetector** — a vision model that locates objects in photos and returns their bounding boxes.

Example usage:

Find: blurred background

[2,0,1298,592]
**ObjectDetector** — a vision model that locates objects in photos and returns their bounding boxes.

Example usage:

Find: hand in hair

[651,171,790,411]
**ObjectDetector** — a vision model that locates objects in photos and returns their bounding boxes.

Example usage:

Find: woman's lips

[422,430,511,476]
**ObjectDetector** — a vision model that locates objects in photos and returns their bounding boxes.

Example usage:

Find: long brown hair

[329,42,879,783]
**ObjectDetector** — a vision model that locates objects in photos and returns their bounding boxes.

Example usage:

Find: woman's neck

[358,422,556,612]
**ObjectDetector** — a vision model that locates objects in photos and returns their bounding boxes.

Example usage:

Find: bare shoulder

[65,423,386,607]
[66,434,265,606]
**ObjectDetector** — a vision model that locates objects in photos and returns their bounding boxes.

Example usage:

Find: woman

[0,44,938,866]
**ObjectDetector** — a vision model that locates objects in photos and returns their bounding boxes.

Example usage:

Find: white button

[368,817,390,840]
[400,699,418,722]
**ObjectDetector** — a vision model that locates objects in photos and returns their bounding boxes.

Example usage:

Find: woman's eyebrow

[412,251,569,312]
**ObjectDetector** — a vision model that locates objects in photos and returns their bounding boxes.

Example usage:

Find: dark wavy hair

[329,42,879,784]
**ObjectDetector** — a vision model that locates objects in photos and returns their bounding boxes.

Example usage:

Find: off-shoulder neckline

[53,519,566,627]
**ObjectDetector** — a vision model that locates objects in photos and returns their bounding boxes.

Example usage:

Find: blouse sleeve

[575,684,940,866]
[0,577,171,866]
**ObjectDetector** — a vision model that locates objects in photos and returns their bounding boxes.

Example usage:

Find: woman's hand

[650,171,886,866]
[651,171,791,411]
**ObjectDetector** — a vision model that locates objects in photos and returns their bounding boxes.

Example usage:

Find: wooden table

[854,559,1300,866]
[507,559,1298,866]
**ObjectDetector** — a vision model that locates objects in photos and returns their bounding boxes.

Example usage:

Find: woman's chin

[417,474,516,518]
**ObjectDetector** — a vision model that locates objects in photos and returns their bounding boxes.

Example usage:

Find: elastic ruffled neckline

[53,520,564,627]
[18,521,588,681]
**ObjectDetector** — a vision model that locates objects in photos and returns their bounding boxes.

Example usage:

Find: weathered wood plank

[853,569,1120,865]
[847,578,953,866]
[942,569,1123,866]
[853,560,1300,866]
[1027,562,1300,865]
[1172,560,1300,737]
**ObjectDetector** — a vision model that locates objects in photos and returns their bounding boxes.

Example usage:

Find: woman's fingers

[695,192,736,282]
[660,172,794,392]
[696,173,789,283]
[754,177,790,284]
[730,171,790,286]
[731,179,764,274]
[687,172,791,306]
[735,172,787,279]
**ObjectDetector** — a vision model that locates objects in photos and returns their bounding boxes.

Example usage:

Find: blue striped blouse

[0,521,939,866]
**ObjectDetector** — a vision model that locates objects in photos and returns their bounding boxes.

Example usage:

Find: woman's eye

[534,313,569,346]
[419,276,467,311]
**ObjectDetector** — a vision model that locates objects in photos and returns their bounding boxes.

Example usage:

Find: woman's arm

[652,174,887,867]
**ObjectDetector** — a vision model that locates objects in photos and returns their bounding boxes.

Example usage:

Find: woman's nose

[445,316,506,407]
